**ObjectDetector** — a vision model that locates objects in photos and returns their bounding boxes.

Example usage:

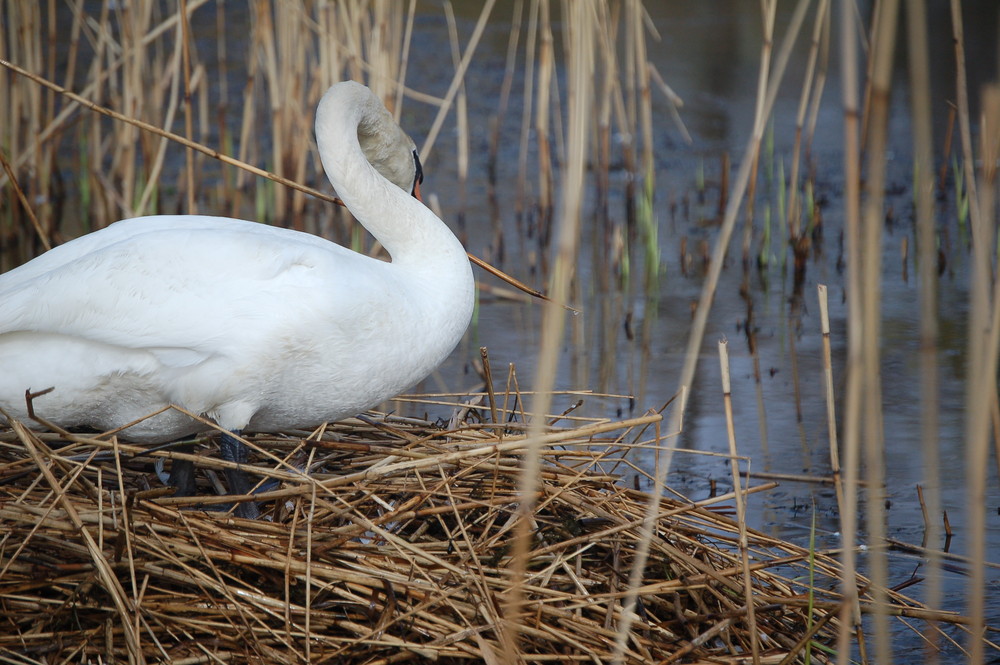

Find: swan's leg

[219,432,260,519]
[166,443,197,496]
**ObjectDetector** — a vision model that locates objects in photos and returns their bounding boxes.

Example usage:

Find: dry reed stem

[785,0,829,243]
[417,0,495,162]
[963,82,1000,665]
[859,3,900,662]
[816,285,843,517]
[533,0,554,239]
[718,339,760,664]
[179,0,197,215]
[835,1,865,659]
[0,149,50,251]
[134,17,185,218]
[0,397,965,665]
[513,0,539,227]
[443,1,469,208]
[507,3,593,659]
[0,57,341,208]
[905,1,943,659]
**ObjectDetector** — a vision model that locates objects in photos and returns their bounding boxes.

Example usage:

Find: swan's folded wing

[0,222,361,367]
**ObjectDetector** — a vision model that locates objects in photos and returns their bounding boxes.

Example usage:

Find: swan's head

[358,111,424,200]
[317,81,424,200]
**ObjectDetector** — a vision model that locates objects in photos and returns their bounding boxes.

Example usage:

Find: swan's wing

[0,217,365,368]
[3,217,216,289]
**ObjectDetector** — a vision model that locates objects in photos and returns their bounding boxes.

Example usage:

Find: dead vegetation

[0,399,972,664]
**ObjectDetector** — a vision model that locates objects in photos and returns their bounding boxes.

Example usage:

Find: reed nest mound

[0,398,945,664]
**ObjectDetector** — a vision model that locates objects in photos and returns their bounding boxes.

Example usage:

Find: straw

[0,396,964,664]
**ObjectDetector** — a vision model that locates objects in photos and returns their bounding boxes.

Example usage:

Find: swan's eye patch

[412,150,424,186]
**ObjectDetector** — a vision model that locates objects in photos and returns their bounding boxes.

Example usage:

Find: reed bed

[3,1,1000,662]
[0,400,962,665]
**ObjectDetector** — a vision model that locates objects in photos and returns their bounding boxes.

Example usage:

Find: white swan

[0,81,475,516]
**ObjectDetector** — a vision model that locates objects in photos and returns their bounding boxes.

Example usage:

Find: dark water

[401,1,1000,660]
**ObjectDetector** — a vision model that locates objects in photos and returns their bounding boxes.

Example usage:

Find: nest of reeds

[0,396,947,664]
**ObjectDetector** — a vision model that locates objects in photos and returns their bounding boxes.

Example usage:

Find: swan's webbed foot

[165,443,197,497]
[219,431,260,519]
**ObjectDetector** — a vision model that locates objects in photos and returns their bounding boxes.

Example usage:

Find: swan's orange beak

[412,177,422,202]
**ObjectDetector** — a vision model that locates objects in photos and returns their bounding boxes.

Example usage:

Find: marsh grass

[1,1,999,663]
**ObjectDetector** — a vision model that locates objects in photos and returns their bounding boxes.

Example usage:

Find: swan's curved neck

[315,84,459,267]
